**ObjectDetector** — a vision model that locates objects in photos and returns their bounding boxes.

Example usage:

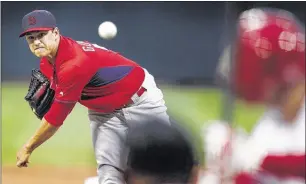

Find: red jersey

[40,36,145,126]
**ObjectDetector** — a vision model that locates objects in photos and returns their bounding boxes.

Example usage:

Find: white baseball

[98,21,117,40]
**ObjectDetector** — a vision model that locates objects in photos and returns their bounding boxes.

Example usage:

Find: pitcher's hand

[16,146,32,168]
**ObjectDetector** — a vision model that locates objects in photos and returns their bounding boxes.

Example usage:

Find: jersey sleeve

[44,64,93,126]
[260,154,305,179]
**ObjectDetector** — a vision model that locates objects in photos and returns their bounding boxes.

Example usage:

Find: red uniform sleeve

[260,154,306,179]
[234,172,257,184]
[44,64,93,126]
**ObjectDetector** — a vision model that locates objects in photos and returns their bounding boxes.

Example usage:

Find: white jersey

[249,99,305,184]
[251,100,305,154]
[199,99,305,184]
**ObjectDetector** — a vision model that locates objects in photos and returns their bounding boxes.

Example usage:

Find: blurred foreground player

[127,118,199,184]
[201,8,305,184]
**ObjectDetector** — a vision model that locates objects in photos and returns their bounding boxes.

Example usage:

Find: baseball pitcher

[16,10,171,184]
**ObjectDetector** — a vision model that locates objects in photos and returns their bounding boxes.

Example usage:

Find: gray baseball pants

[88,69,171,184]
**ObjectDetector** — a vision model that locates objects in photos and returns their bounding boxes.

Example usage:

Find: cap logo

[28,16,36,26]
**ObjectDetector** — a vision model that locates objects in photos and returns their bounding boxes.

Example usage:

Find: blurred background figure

[202,7,305,184]
[126,117,199,184]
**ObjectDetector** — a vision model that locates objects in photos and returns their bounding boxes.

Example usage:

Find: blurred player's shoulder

[127,117,199,183]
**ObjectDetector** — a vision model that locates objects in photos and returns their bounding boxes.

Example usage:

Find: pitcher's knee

[98,165,125,184]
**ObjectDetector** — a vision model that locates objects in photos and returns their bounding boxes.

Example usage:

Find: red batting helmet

[218,8,305,103]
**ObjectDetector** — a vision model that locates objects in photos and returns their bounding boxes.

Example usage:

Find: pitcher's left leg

[89,110,129,184]
[98,165,126,184]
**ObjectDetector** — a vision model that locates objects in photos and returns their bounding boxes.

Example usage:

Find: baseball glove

[24,69,55,120]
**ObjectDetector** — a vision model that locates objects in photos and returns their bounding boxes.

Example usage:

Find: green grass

[2,83,95,167]
[2,83,265,167]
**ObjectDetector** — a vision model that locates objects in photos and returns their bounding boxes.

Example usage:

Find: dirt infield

[2,166,97,184]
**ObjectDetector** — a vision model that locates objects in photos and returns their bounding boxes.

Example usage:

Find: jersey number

[77,41,108,52]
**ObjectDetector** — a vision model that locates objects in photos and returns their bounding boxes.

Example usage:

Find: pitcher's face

[25,28,59,58]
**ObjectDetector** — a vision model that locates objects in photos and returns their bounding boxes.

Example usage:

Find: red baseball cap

[217,8,305,103]
[235,8,305,102]
[19,10,56,37]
